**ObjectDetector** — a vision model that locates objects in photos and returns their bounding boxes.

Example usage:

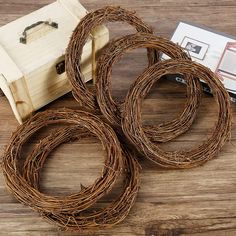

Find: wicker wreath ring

[96,33,202,142]
[122,59,232,168]
[2,109,140,231]
[65,6,158,111]
[24,127,140,231]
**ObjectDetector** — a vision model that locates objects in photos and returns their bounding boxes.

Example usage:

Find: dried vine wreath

[2,109,140,231]
[122,59,232,169]
[65,6,158,111]
[96,33,202,142]
[24,127,140,231]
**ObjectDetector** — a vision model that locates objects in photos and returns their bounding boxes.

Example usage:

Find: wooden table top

[0,0,236,235]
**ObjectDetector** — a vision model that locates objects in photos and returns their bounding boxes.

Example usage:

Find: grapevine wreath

[2,109,140,231]
[65,6,158,111]
[122,59,232,168]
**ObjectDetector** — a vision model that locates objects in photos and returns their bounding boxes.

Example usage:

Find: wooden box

[0,0,109,123]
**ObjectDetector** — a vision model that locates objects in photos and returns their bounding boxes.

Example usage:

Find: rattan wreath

[96,33,202,142]
[2,109,140,231]
[65,6,158,111]
[122,59,232,168]
[23,127,140,231]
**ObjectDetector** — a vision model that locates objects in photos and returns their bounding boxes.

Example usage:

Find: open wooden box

[0,0,109,123]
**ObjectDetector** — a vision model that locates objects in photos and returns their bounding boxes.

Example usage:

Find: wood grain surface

[0,0,236,235]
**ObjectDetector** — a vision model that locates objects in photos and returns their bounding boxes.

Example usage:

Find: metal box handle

[20,20,58,44]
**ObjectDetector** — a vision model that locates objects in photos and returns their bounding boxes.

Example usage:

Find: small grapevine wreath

[96,33,202,142]
[122,59,232,169]
[23,127,140,231]
[65,6,158,111]
[2,109,140,232]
